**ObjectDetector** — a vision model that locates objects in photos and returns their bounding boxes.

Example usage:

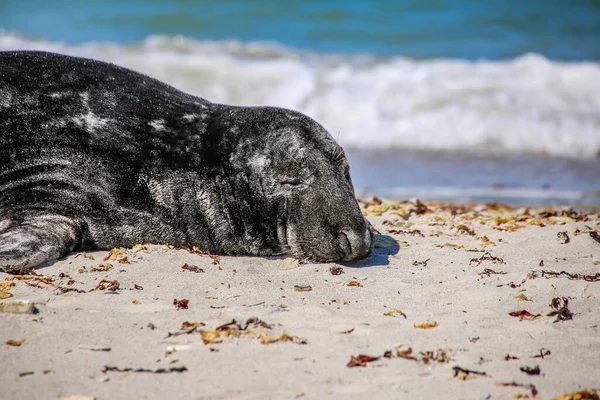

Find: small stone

[0,300,36,314]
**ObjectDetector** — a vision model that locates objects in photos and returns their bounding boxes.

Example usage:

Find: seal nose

[340,222,374,261]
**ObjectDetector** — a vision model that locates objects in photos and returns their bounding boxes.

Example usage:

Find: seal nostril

[339,231,353,258]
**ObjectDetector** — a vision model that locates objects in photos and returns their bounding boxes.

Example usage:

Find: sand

[2,199,599,400]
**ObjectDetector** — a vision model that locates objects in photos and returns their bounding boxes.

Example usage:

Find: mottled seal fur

[0,50,373,272]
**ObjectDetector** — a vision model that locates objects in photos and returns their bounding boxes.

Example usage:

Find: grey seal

[0,50,373,272]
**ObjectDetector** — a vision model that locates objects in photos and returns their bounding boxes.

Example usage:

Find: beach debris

[103,248,129,263]
[508,310,541,321]
[554,389,599,400]
[347,281,361,287]
[504,354,519,361]
[90,279,119,292]
[420,349,450,364]
[102,365,187,374]
[455,224,475,236]
[538,270,600,282]
[6,273,55,290]
[478,268,507,277]
[329,265,344,275]
[132,244,147,252]
[19,371,34,377]
[412,258,430,267]
[388,229,424,237]
[133,284,143,290]
[436,243,464,249]
[548,297,573,322]
[181,263,204,273]
[469,251,505,266]
[198,318,304,345]
[132,300,141,304]
[0,281,15,299]
[413,321,438,329]
[478,236,496,247]
[347,354,379,368]
[78,345,111,352]
[74,251,96,260]
[166,321,205,338]
[514,293,532,302]
[496,381,538,398]
[532,348,551,359]
[396,345,417,361]
[293,285,312,292]
[469,337,480,343]
[173,299,189,310]
[589,230,600,245]
[557,231,571,244]
[0,299,36,314]
[340,328,354,334]
[452,366,488,380]
[519,365,540,376]
[383,309,407,318]
[86,263,112,272]
[166,244,220,265]
[5,338,26,347]
[347,344,452,368]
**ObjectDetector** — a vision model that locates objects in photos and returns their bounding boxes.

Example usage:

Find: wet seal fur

[0,51,373,272]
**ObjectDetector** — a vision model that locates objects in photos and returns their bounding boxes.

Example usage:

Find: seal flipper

[0,215,81,273]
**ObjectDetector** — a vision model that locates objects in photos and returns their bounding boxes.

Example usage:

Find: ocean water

[1,1,599,204]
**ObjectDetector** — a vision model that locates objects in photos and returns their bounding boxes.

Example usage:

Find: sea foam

[2,32,599,158]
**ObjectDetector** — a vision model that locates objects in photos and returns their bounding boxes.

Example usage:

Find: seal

[0,50,373,272]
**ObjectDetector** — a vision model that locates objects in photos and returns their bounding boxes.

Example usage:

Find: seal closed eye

[0,50,374,272]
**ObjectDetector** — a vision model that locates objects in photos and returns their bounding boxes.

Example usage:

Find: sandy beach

[2,198,599,400]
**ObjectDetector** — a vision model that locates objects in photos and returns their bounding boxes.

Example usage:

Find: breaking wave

[2,32,600,158]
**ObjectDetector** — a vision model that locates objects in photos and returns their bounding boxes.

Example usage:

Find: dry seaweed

[508,310,541,321]
[293,285,312,292]
[469,252,505,266]
[347,354,380,368]
[383,309,407,318]
[388,229,425,237]
[412,258,430,267]
[478,268,507,277]
[531,348,551,359]
[504,354,519,361]
[413,321,438,329]
[102,365,187,374]
[589,230,600,245]
[330,266,344,275]
[90,279,120,292]
[166,245,220,265]
[554,389,599,400]
[5,339,26,347]
[520,365,540,375]
[173,299,189,310]
[181,264,204,273]
[496,381,538,397]
[557,231,571,244]
[539,270,600,282]
[452,366,488,380]
[548,297,573,322]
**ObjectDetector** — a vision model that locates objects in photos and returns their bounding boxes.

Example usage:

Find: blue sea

[1,1,599,204]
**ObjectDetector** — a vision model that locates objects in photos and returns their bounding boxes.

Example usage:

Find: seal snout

[339,223,374,261]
